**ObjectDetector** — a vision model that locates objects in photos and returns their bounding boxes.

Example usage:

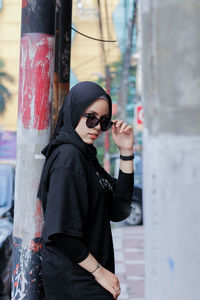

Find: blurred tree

[96,59,136,122]
[96,59,136,172]
[0,59,14,115]
[118,0,137,121]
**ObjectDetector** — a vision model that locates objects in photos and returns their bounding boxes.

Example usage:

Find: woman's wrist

[93,265,104,280]
[119,148,133,156]
[119,148,134,174]
[91,263,101,274]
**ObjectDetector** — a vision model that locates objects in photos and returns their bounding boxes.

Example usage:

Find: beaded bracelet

[91,263,100,274]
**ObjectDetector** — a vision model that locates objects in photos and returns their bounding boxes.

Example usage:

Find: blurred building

[0,0,141,154]
[0,0,21,131]
[71,0,121,85]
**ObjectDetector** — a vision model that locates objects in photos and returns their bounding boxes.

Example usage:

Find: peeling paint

[12,237,43,299]
[30,240,42,253]
[34,199,44,238]
[18,33,54,130]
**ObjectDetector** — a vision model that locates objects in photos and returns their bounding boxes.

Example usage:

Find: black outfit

[54,234,89,263]
[37,81,134,300]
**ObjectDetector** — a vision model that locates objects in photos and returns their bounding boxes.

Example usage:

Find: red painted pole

[12,1,55,299]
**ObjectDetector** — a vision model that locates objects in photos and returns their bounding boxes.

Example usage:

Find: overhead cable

[71,26,117,43]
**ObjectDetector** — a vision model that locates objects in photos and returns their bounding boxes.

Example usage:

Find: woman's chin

[82,137,95,145]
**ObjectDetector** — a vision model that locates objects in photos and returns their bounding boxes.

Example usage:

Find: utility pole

[142,1,200,300]
[97,0,111,172]
[12,1,72,299]
[52,0,72,135]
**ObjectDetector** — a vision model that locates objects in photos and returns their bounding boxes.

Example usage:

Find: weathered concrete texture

[143,132,200,300]
[12,32,54,299]
[142,0,200,135]
[142,1,200,299]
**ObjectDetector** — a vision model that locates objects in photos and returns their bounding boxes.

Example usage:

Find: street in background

[0,164,14,300]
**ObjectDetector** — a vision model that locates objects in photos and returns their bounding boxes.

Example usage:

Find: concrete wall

[142,1,200,299]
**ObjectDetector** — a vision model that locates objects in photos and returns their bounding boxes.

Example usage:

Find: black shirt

[41,143,133,300]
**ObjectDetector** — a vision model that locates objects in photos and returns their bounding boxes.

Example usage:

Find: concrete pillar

[12,1,55,299]
[141,1,200,299]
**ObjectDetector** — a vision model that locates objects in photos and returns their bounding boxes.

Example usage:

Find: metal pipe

[52,0,72,136]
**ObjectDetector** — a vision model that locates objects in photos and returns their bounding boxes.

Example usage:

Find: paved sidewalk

[112,225,145,300]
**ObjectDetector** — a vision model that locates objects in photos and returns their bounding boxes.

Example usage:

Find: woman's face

[75,98,109,144]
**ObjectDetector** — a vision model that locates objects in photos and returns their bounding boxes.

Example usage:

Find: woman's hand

[111,119,133,153]
[94,266,121,299]
[78,253,120,298]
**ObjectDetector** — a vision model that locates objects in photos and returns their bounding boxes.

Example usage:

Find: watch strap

[120,153,134,161]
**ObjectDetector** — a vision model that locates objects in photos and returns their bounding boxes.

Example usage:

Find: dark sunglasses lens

[86,115,98,128]
[85,114,112,131]
[101,119,112,131]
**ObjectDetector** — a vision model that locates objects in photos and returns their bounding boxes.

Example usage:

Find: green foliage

[0,59,14,115]
[95,58,136,170]
[96,59,136,120]
[94,58,136,172]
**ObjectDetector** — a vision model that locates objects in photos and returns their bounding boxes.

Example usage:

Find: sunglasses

[82,113,113,131]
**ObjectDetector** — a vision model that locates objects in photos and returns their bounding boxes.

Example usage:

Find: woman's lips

[88,133,98,139]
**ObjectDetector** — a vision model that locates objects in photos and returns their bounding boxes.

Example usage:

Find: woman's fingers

[113,287,121,299]
[119,122,128,132]
[112,119,132,133]
[124,125,133,133]
[113,279,121,298]
[112,119,123,130]
[94,267,121,299]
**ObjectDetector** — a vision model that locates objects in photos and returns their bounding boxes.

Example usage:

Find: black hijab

[37,81,112,210]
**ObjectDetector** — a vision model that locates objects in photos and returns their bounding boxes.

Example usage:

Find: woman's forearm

[119,148,134,174]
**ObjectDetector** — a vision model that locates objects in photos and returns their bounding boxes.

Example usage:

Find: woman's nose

[95,122,101,130]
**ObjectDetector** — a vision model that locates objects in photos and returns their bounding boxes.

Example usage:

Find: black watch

[120,153,134,161]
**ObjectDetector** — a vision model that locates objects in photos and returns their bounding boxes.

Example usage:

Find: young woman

[37,81,134,300]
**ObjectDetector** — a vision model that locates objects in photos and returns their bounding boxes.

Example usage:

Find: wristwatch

[120,153,134,161]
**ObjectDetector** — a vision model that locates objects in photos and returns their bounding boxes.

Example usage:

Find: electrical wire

[71,26,117,43]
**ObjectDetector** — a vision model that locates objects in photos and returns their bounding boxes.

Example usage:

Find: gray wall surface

[141,1,200,299]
